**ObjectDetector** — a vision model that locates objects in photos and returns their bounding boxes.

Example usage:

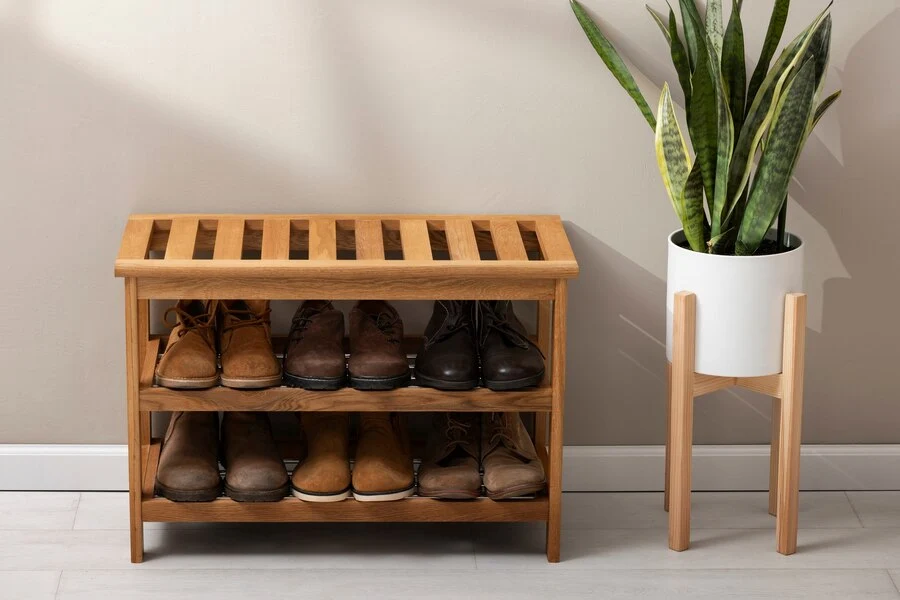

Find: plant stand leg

[776,293,807,555]
[545,282,567,563]
[668,292,695,552]
[124,278,144,563]
[665,362,672,512]
[769,397,781,516]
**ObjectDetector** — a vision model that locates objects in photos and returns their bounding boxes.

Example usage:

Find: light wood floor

[2,491,900,599]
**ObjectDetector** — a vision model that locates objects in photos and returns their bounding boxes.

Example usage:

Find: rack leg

[545,282,567,563]
[776,293,806,555]
[768,397,781,516]
[138,300,151,445]
[534,300,551,451]
[668,292,695,552]
[664,362,671,512]
[124,278,144,563]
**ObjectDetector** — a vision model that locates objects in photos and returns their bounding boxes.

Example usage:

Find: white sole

[219,374,283,389]
[291,488,350,503]
[352,487,415,502]
[155,374,220,389]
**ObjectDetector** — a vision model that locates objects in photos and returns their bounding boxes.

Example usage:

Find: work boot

[478,301,545,390]
[352,413,415,501]
[414,301,479,390]
[218,300,282,389]
[155,300,219,389]
[348,301,410,390]
[418,413,482,499]
[221,412,289,502]
[481,413,546,499]
[291,412,351,502]
[155,412,221,502]
[283,301,346,390]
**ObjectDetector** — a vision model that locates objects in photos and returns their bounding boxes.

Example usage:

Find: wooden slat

[545,280,568,563]
[444,219,480,261]
[261,218,291,260]
[355,219,385,260]
[139,338,161,389]
[399,220,433,261]
[308,218,337,260]
[124,278,144,563]
[693,373,734,396]
[669,291,696,552]
[736,374,783,397]
[142,440,161,498]
[535,218,576,262]
[490,219,528,260]
[118,219,154,260]
[213,218,245,260]
[164,218,199,260]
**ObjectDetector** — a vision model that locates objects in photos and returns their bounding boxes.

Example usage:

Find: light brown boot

[155,300,219,389]
[155,412,221,502]
[291,412,351,502]
[221,412,289,502]
[218,300,282,389]
[352,413,415,501]
[418,413,481,499]
[481,413,546,499]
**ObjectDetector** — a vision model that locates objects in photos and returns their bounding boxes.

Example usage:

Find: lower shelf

[142,495,549,523]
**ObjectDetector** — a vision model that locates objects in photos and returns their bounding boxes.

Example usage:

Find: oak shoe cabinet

[115,214,578,563]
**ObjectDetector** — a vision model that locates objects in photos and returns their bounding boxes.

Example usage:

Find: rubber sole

[154,373,220,390]
[220,373,284,389]
[416,487,481,500]
[413,371,479,391]
[485,481,546,500]
[348,372,411,390]
[352,485,416,502]
[283,371,346,390]
[224,482,290,503]
[155,480,221,502]
[482,370,545,391]
[291,485,351,503]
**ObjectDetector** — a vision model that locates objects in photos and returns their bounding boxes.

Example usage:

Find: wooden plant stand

[664,291,807,555]
[115,214,578,563]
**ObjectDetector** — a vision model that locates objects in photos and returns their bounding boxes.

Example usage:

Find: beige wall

[1,0,897,444]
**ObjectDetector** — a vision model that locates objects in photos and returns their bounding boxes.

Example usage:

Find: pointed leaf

[647,5,671,44]
[679,0,703,71]
[571,0,656,130]
[746,0,790,112]
[736,59,817,256]
[680,160,709,252]
[668,6,693,106]
[807,14,833,97]
[706,0,724,59]
[655,84,692,222]
[722,0,746,134]
[810,89,841,131]
[688,47,718,213]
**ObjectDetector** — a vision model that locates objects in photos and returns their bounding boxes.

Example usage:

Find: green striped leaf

[680,160,709,252]
[706,0,724,59]
[810,89,841,131]
[722,0,746,134]
[679,0,703,71]
[688,46,718,214]
[571,0,656,130]
[655,84,693,223]
[647,5,671,44]
[746,0,790,113]
[736,59,817,256]
[668,5,693,107]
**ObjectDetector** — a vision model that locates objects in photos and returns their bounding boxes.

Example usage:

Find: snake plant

[572,0,840,255]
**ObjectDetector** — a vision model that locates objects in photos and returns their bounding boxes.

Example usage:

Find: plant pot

[665,229,804,377]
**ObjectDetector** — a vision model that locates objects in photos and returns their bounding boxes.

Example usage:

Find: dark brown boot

[155,300,219,389]
[478,301,545,390]
[218,300,282,389]
[221,412,289,502]
[414,301,479,390]
[352,413,415,501]
[481,413,545,499]
[348,301,410,390]
[291,412,351,502]
[283,301,346,390]
[155,412,221,502]
[418,413,482,499]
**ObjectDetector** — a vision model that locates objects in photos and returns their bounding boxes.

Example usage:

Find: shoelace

[221,307,272,333]
[163,304,216,351]
[371,312,401,344]
[488,413,518,450]
[424,302,472,351]
[288,305,326,343]
[479,301,544,357]
[444,414,473,443]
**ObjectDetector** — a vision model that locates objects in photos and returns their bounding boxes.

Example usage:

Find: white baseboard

[1,444,899,492]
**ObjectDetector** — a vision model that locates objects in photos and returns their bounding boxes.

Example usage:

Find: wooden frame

[664,291,807,555]
[116,214,577,563]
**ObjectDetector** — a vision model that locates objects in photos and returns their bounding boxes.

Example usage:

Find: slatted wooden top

[114,214,578,280]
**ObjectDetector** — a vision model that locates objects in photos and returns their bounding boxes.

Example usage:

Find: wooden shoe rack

[115,214,578,563]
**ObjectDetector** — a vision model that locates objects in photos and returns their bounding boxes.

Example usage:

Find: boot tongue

[432,414,478,463]
[243,300,270,316]
[484,414,538,462]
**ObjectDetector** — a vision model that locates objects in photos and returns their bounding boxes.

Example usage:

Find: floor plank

[0,492,79,530]
[847,492,900,528]
[0,571,60,600]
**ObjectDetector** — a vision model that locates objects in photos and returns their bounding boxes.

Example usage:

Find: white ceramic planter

[665,230,804,377]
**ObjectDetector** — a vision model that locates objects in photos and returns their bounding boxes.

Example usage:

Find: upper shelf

[114,214,578,280]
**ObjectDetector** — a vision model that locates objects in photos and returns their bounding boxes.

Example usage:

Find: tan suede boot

[155,300,219,389]
[155,412,221,502]
[221,412,289,502]
[481,413,546,499]
[352,413,415,501]
[418,413,481,499]
[291,412,351,502]
[218,300,282,388]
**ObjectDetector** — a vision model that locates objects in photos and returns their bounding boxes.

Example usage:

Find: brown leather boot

[414,301,479,390]
[155,412,221,502]
[155,300,219,389]
[481,413,546,499]
[478,301,545,390]
[291,412,351,502]
[283,301,346,390]
[418,413,482,499]
[218,300,282,389]
[221,412,289,502]
[352,413,415,501]
[348,301,410,390]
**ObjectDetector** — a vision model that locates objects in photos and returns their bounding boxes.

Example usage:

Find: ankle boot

[418,413,482,499]
[348,301,410,390]
[414,301,478,390]
[155,412,221,502]
[283,301,346,390]
[221,412,289,502]
[352,413,415,501]
[218,300,282,389]
[291,412,351,502]
[481,413,545,499]
[478,301,545,390]
[155,300,219,389]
